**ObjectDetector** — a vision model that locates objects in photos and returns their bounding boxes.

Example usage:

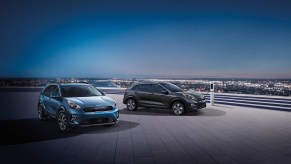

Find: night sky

[1,0,291,78]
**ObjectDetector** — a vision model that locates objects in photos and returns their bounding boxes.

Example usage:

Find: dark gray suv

[123,81,206,115]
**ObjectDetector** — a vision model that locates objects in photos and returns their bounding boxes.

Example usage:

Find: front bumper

[185,100,206,111]
[67,108,119,127]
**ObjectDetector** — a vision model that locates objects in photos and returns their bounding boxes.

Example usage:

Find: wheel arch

[38,98,44,106]
[38,100,45,111]
[125,96,138,104]
[38,100,42,106]
[58,106,67,113]
[170,98,186,108]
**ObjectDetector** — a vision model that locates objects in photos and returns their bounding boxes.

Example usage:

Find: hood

[181,91,204,99]
[66,96,114,107]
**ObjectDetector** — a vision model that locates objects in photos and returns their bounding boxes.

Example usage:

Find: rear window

[129,84,137,91]
[130,84,151,92]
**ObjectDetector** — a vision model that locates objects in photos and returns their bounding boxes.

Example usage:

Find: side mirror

[161,90,169,94]
[101,92,106,96]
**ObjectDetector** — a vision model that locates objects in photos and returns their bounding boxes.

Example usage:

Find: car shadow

[120,107,175,116]
[119,107,226,117]
[185,108,226,117]
[0,119,138,145]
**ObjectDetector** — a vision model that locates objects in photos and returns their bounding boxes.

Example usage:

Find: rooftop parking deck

[1,91,291,164]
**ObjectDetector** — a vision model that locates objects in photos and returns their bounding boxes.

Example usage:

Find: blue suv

[38,83,119,132]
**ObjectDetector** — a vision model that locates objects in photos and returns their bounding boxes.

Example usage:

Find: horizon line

[1,77,291,80]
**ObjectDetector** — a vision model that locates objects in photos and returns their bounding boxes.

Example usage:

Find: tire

[57,110,71,132]
[38,104,48,121]
[171,101,185,115]
[126,98,137,111]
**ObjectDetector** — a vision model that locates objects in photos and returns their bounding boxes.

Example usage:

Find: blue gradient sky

[1,0,291,78]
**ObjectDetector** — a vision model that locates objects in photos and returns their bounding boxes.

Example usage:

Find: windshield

[61,85,102,97]
[94,81,119,88]
[160,83,183,92]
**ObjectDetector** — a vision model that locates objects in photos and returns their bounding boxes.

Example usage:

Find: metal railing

[1,87,290,112]
[96,88,291,112]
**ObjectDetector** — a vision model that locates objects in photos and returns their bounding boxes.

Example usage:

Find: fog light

[191,104,196,108]
[116,111,119,118]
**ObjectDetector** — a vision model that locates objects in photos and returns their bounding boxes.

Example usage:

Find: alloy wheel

[38,105,47,121]
[38,105,43,120]
[127,99,136,111]
[58,112,67,131]
[172,102,185,115]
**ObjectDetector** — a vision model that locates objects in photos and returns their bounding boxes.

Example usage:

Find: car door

[150,84,169,108]
[42,85,55,115]
[135,84,152,106]
[49,86,62,116]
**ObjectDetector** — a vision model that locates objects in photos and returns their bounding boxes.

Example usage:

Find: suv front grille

[83,106,113,112]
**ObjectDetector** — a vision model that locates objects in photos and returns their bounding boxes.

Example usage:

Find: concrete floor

[1,92,291,164]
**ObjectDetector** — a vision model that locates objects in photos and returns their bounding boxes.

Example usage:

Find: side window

[130,85,139,91]
[138,84,151,92]
[43,85,54,97]
[152,84,164,93]
[51,86,60,97]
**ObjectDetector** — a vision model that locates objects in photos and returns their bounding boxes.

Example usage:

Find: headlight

[112,102,117,108]
[183,94,195,100]
[67,100,81,110]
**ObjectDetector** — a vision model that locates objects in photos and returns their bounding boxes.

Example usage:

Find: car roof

[134,81,169,85]
[46,83,90,87]
[134,81,158,85]
[60,83,90,86]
